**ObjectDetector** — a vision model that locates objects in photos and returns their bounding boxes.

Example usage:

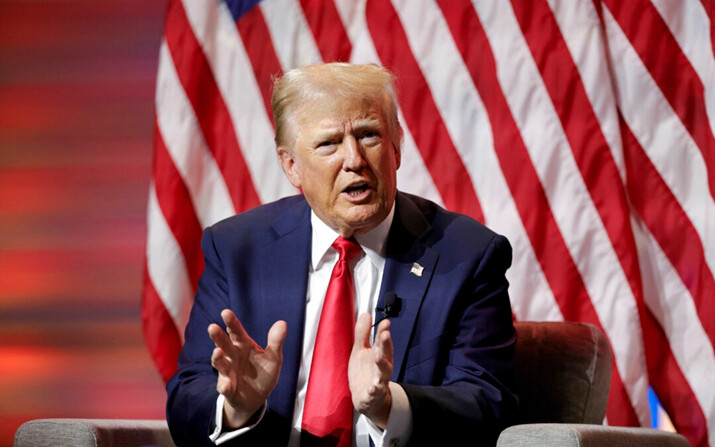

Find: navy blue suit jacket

[166,192,518,446]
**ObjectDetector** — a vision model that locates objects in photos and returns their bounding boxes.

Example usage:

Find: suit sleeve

[165,226,227,446]
[401,234,519,446]
[165,227,290,447]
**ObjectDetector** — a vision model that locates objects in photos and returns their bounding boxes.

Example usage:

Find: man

[166,63,518,447]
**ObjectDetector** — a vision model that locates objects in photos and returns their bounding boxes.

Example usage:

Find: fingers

[221,309,250,345]
[208,310,246,355]
[211,346,231,376]
[210,311,288,356]
[371,319,393,386]
[208,321,234,385]
[350,314,393,385]
[208,322,233,354]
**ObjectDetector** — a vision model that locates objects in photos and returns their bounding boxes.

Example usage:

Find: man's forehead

[295,95,388,125]
[314,114,383,130]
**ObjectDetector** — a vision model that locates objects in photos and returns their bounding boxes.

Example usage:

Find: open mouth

[344,182,370,197]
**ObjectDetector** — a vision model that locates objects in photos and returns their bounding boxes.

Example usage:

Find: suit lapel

[258,197,312,417]
[377,193,438,379]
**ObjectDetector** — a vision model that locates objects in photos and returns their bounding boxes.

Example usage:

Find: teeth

[346,184,368,196]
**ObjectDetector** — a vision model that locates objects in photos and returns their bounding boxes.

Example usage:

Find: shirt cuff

[364,382,412,447]
[209,394,266,445]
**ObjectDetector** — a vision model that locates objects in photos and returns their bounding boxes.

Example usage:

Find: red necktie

[302,236,361,447]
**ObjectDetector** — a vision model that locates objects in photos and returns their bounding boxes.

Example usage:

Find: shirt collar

[310,203,395,272]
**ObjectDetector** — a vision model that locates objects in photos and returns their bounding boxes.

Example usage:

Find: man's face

[278,93,401,237]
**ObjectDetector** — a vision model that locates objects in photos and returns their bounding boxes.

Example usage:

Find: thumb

[353,312,373,350]
[266,320,287,355]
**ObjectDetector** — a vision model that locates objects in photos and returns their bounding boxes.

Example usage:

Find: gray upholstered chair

[498,321,689,447]
[13,322,689,447]
[13,419,176,447]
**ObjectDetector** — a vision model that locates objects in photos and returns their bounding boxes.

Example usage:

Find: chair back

[513,321,612,425]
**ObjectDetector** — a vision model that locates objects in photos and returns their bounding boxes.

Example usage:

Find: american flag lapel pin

[410,262,424,277]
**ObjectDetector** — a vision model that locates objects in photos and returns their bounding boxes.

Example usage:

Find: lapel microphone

[375,292,400,319]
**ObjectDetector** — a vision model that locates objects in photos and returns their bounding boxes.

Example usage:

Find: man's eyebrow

[312,128,343,140]
[351,118,382,131]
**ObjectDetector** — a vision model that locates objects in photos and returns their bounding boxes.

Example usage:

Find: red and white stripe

[142,1,715,445]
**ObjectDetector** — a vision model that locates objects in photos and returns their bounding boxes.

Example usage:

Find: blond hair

[271,63,403,149]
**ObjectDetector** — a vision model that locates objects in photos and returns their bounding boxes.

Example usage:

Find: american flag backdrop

[141,0,715,445]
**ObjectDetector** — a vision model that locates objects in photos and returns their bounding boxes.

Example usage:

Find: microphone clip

[375,292,401,319]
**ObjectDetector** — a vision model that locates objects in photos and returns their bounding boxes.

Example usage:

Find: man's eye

[361,131,380,140]
[317,140,335,148]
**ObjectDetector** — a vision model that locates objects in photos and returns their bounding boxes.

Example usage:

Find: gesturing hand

[349,312,394,429]
[208,309,287,429]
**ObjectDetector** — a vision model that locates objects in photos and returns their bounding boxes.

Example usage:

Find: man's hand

[349,312,394,429]
[208,309,287,429]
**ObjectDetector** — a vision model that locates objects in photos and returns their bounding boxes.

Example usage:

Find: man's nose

[341,136,367,170]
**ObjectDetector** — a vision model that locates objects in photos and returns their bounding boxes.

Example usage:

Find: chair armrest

[496,423,689,447]
[14,418,176,447]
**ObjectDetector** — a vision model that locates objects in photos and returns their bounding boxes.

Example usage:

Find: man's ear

[393,140,402,170]
[278,146,302,189]
[392,125,403,170]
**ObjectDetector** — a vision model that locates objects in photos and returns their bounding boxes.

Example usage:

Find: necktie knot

[332,236,361,263]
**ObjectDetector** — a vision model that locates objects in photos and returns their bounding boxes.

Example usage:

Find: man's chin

[337,205,389,234]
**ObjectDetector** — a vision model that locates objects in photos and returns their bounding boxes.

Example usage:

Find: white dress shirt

[211,205,412,446]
